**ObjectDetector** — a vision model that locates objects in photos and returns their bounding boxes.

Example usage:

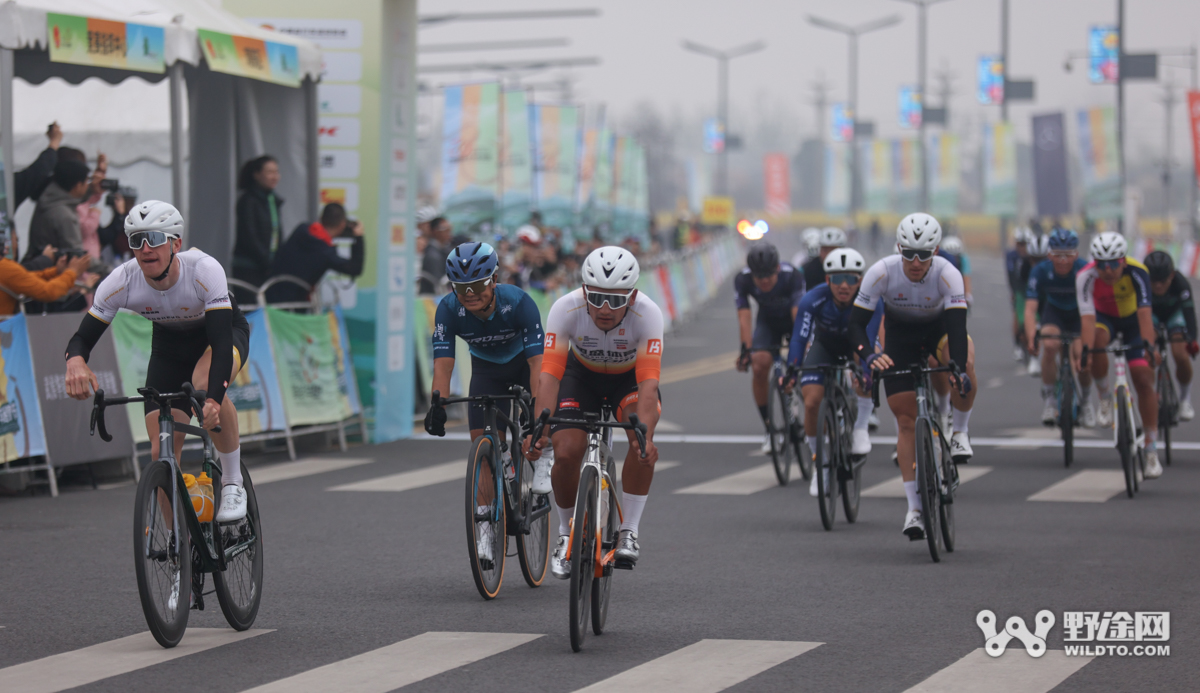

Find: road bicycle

[433,386,549,600]
[1085,341,1145,498]
[766,349,810,485]
[1154,327,1181,468]
[873,356,961,563]
[1035,331,1082,468]
[529,407,647,652]
[91,383,263,648]
[793,358,866,530]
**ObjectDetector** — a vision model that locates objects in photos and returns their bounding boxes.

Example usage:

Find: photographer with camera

[263,202,365,304]
[97,185,138,264]
[0,226,91,317]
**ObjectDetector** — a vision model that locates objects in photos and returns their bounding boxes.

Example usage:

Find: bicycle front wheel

[814,399,838,530]
[214,463,264,631]
[938,437,956,552]
[465,437,507,599]
[569,465,599,652]
[1116,386,1136,499]
[516,454,550,588]
[1059,371,1074,468]
[133,460,192,648]
[767,375,792,485]
[591,457,618,635]
[914,418,942,563]
[1157,365,1175,467]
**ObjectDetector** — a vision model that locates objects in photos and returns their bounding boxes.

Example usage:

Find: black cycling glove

[424,404,447,437]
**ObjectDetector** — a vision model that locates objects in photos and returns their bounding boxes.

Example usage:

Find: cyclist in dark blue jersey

[1006,227,1035,361]
[1025,227,1094,426]
[1145,250,1198,421]
[938,236,973,304]
[785,248,881,496]
[735,242,805,450]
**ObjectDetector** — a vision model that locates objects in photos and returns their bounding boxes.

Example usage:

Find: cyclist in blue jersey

[424,242,550,490]
[785,248,882,496]
[735,242,805,451]
[1024,227,1093,427]
[1006,227,1034,362]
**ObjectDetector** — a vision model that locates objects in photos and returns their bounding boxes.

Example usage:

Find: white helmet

[582,246,640,290]
[802,227,822,254]
[415,206,439,224]
[125,200,183,237]
[823,248,866,273]
[819,226,847,248]
[896,213,942,250]
[1028,234,1050,257]
[1090,231,1127,261]
[515,225,541,244]
[940,236,964,255]
[1012,226,1033,244]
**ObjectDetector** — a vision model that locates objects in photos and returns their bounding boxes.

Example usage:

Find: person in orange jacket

[0,239,91,316]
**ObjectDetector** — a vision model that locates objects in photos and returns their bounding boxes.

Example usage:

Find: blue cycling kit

[733,263,805,322]
[1026,258,1087,312]
[432,283,545,364]
[938,249,972,276]
[1006,249,1032,295]
[788,284,883,368]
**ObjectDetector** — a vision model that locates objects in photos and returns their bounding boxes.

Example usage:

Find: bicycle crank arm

[224,537,256,562]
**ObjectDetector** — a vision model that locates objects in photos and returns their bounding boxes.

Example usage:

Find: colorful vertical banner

[824,142,851,216]
[1076,106,1122,219]
[499,90,533,233]
[440,82,501,235]
[576,128,599,236]
[1189,92,1200,191]
[1089,25,1119,84]
[632,143,650,240]
[531,104,580,233]
[978,55,1004,105]
[0,314,47,464]
[928,133,960,218]
[110,311,153,444]
[899,87,922,129]
[703,118,725,154]
[831,104,854,142]
[47,13,165,73]
[611,135,631,236]
[983,121,1018,216]
[763,153,791,217]
[893,139,923,213]
[590,129,615,237]
[198,29,300,86]
[234,309,287,434]
[861,140,893,213]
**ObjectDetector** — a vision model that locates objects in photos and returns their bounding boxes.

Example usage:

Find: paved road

[2,244,1198,692]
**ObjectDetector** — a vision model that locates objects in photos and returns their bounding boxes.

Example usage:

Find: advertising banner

[531,104,580,232]
[701,196,735,227]
[1032,112,1072,217]
[978,55,1003,105]
[899,87,922,129]
[47,13,165,73]
[267,308,354,427]
[576,128,599,237]
[1076,106,1122,219]
[984,121,1018,216]
[441,82,501,235]
[590,129,615,236]
[763,153,791,217]
[0,315,48,464]
[893,139,923,213]
[1189,92,1200,191]
[235,309,287,434]
[861,140,893,213]
[831,104,853,142]
[824,142,850,216]
[1089,25,1119,84]
[499,90,533,233]
[703,118,725,153]
[928,133,960,218]
[198,29,301,86]
[111,311,154,444]
[611,135,631,236]
[631,143,650,240]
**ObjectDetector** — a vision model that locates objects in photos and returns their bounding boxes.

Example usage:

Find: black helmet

[1143,250,1175,282]
[747,243,780,277]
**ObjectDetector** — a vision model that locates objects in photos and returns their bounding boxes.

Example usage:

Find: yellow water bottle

[194,472,215,521]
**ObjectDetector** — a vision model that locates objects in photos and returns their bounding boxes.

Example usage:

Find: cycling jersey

[1005,249,1033,296]
[853,254,968,323]
[789,284,882,366]
[431,283,544,364]
[1150,271,1197,341]
[1026,257,1087,313]
[733,263,804,322]
[543,289,664,383]
[937,249,971,276]
[89,249,233,328]
[801,256,825,294]
[1076,258,1151,319]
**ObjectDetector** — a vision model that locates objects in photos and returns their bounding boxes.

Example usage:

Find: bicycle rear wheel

[465,437,507,599]
[133,460,192,648]
[938,437,956,552]
[570,465,599,652]
[914,418,941,562]
[1157,365,1175,467]
[814,399,838,530]
[1116,386,1136,499]
[591,457,617,635]
[213,463,264,630]
[767,375,792,486]
[1059,371,1074,468]
[516,454,550,588]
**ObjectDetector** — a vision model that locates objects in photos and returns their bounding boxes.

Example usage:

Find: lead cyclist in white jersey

[64,201,252,522]
[849,213,977,541]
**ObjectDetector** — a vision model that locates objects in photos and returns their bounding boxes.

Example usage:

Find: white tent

[0,0,323,268]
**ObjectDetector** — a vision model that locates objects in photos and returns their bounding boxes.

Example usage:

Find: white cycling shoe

[1180,400,1195,422]
[809,465,829,497]
[851,429,872,456]
[1144,451,1164,479]
[615,529,640,566]
[550,535,570,579]
[1041,400,1058,426]
[868,410,880,431]
[216,485,247,522]
[531,450,553,495]
[760,433,772,454]
[950,432,973,463]
[1080,401,1097,428]
[476,520,494,564]
[903,509,925,540]
[1096,395,1114,428]
[1028,357,1042,377]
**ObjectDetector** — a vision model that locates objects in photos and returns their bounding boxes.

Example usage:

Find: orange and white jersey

[542,288,664,383]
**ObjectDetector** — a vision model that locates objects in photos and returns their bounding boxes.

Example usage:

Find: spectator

[415,206,439,240]
[233,155,283,302]
[14,122,62,208]
[24,159,90,268]
[0,229,90,316]
[265,203,365,304]
[57,147,108,264]
[98,186,137,265]
[418,216,453,294]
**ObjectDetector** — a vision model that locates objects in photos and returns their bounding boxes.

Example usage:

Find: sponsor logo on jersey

[545,334,556,349]
[647,339,662,355]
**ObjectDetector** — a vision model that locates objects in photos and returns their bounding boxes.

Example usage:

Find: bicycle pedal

[603,564,614,577]
[614,559,635,570]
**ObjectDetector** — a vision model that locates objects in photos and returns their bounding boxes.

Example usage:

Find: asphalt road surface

[2,243,1198,692]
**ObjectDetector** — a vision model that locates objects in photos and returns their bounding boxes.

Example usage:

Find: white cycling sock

[1180,382,1191,403]
[220,447,243,487]
[620,493,648,534]
[952,408,971,434]
[936,391,951,416]
[1097,376,1111,398]
[1081,382,1092,402]
[554,500,573,536]
[805,435,817,456]
[855,396,874,430]
[904,480,921,511]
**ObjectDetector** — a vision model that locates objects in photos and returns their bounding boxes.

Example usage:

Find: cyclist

[939,235,973,303]
[791,227,822,269]
[800,226,847,291]
[786,248,882,497]
[1025,228,1094,427]
[524,246,663,578]
[1144,250,1198,421]
[734,243,805,452]
[1075,232,1163,478]
[851,213,976,541]
[1006,227,1035,362]
[63,201,251,521]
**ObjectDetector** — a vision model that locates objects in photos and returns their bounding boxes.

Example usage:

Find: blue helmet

[1047,227,1079,251]
[446,242,498,283]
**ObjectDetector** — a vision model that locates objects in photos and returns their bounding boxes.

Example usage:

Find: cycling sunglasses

[452,276,493,295]
[899,248,934,262]
[584,287,631,309]
[128,231,175,250]
[827,272,862,286]
[1096,259,1123,271]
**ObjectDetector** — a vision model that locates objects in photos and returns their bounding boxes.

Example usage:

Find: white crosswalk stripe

[238,631,541,693]
[0,628,271,693]
[902,648,1091,692]
[673,463,780,495]
[1027,470,1128,502]
[328,460,465,492]
[861,466,994,498]
[252,457,376,485]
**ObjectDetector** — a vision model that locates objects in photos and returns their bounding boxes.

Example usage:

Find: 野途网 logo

[978,609,1054,657]
[977,610,1170,658]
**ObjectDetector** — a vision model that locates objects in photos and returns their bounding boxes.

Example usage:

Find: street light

[682,39,767,197]
[807,13,902,216]
[894,0,952,211]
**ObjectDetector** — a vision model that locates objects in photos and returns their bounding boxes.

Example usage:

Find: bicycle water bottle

[600,476,611,530]
[194,472,215,521]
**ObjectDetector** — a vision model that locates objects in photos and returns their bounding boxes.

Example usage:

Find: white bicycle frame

[1109,338,1145,455]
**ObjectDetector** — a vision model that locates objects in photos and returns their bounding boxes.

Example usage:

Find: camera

[106,185,138,208]
[99,178,120,192]
[55,248,89,261]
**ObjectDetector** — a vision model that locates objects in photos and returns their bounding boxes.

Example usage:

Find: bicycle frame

[1037,331,1083,421]
[1107,340,1145,455]
[873,360,960,499]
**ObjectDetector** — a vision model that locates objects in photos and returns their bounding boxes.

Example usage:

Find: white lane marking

[328,460,464,492]
[861,467,994,498]
[674,464,781,495]
[903,648,1090,693]
[0,628,271,693]
[252,457,376,485]
[239,631,541,693]
[655,419,685,432]
[616,461,679,482]
[1027,470,1129,502]
[573,639,820,693]
[987,377,1005,389]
